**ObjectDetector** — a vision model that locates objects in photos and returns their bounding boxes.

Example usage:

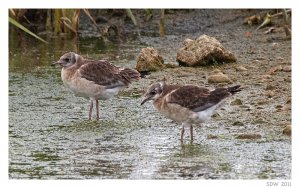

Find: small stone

[265,84,276,90]
[264,90,275,98]
[211,69,222,74]
[267,65,282,75]
[261,75,271,79]
[253,118,266,124]
[265,28,276,34]
[286,97,291,104]
[275,65,283,71]
[257,99,268,105]
[231,99,243,105]
[235,65,247,71]
[277,57,284,61]
[271,42,279,48]
[208,73,231,83]
[232,121,244,126]
[243,15,261,25]
[284,77,291,82]
[236,134,262,139]
[282,65,291,72]
[283,125,291,136]
[183,38,194,46]
[240,105,250,109]
[282,104,291,111]
[164,63,178,68]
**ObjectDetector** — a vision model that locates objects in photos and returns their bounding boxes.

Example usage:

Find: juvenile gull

[141,81,241,142]
[53,52,140,120]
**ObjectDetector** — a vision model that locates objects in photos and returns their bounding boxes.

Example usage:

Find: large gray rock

[136,47,165,72]
[176,35,237,66]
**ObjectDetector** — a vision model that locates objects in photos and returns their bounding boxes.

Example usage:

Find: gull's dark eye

[64,58,70,62]
[150,91,156,95]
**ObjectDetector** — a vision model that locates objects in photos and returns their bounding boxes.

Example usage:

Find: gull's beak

[141,95,151,105]
[51,60,62,67]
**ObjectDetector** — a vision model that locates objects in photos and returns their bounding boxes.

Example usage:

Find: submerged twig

[270,9,291,18]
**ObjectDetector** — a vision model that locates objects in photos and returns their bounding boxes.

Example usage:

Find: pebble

[253,118,266,124]
[264,90,275,98]
[261,74,271,80]
[256,99,268,105]
[282,104,291,111]
[277,57,284,61]
[211,69,223,74]
[265,84,276,90]
[271,42,279,48]
[286,97,291,104]
[235,65,247,71]
[275,97,291,112]
[230,99,243,105]
[183,38,194,46]
[208,73,231,83]
[232,121,244,126]
[284,77,291,82]
[267,65,282,75]
[282,65,291,72]
[282,125,291,136]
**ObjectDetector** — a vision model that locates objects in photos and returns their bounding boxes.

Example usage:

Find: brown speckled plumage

[53,52,140,120]
[141,82,241,142]
[79,59,139,88]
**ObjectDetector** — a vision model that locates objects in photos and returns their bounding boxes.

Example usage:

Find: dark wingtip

[120,68,141,81]
[228,85,242,94]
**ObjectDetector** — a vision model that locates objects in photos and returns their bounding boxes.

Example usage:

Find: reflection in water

[9,26,117,73]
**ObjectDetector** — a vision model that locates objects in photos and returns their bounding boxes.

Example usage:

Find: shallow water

[9,24,291,179]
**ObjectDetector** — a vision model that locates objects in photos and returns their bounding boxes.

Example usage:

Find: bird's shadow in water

[179,137,212,156]
[175,142,212,159]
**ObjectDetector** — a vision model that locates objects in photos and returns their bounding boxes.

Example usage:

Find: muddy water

[9,30,291,179]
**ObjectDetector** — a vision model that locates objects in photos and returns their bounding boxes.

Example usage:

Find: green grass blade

[125,9,137,26]
[9,17,48,44]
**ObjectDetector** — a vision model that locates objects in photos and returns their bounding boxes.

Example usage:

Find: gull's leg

[96,100,100,120]
[89,100,93,120]
[190,124,194,142]
[180,123,185,142]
